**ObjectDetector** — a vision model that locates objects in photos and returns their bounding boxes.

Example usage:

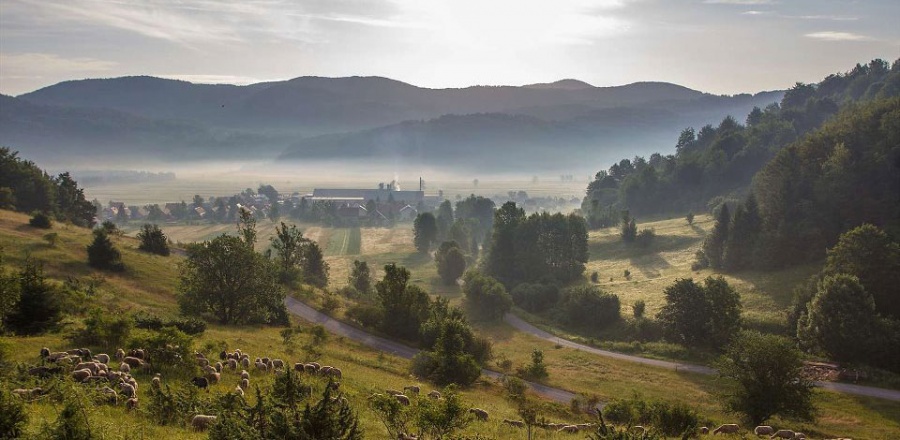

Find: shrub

[598,395,698,437]
[46,398,94,440]
[29,211,52,228]
[137,223,170,256]
[657,277,741,349]
[346,302,383,329]
[686,212,694,225]
[556,286,620,332]
[462,271,512,321]
[510,282,560,313]
[0,387,28,439]
[5,258,61,335]
[43,232,59,247]
[436,241,467,285]
[517,349,548,381]
[168,317,206,336]
[67,308,133,349]
[87,229,124,272]
[129,327,195,375]
[590,271,599,283]
[623,269,631,279]
[636,229,655,247]
[632,300,646,318]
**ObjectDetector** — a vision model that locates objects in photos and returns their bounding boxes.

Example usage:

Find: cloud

[0,52,118,77]
[741,10,770,15]
[704,0,776,5]
[804,31,872,42]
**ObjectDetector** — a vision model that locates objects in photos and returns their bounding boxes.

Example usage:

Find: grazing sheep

[191,415,217,431]
[714,424,740,435]
[272,359,285,369]
[198,358,210,368]
[241,370,250,380]
[206,372,221,384]
[191,377,209,391]
[468,408,489,421]
[101,387,118,404]
[47,352,69,362]
[266,360,274,372]
[203,365,217,375]
[234,386,244,397]
[794,433,806,440]
[398,433,418,440]
[40,347,51,358]
[309,362,321,370]
[75,362,100,375]
[67,348,84,356]
[151,375,161,389]
[80,348,92,360]
[240,378,250,390]
[214,361,223,373]
[329,381,341,390]
[394,394,411,406]
[125,397,139,411]
[770,430,795,439]
[755,426,775,436]
[122,356,144,368]
[255,361,268,373]
[72,368,93,382]
[219,350,228,360]
[403,385,420,395]
[557,425,579,434]
[304,364,317,374]
[119,363,131,373]
[427,390,442,399]
[120,383,136,398]
[227,359,237,370]
[320,366,333,376]
[115,349,125,360]
[12,388,43,399]
[294,363,305,372]
[700,427,709,435]
[130,349,145,359]
[241,358,251,368]
[503,419,525,428]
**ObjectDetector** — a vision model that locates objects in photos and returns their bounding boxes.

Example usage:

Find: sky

[1,0,898,96]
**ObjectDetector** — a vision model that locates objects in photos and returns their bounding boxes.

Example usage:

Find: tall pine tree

[703,204,731,269]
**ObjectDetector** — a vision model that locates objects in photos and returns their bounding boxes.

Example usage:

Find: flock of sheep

[11,347,856,439]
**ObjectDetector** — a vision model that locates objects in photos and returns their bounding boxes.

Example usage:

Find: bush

[599,395,699,436]
[462,271,512,321]
[556,286,620,332]
[686,212,694,225]
[632,300,645,318]
[510,282,559,313]
[29,211,52,228]
[168,317,206,336]
[590,271,599,283]
[129,327,195,375]
[346,302,383,329]
[67,308,133,349]
[657,277,741,349]
[137,223,170,256]
[517,349,548,381]
[46,398,94,440]
[635,229,655,247]
[43,232,59,247]
[436,241,467,285]
[0,387,28,439]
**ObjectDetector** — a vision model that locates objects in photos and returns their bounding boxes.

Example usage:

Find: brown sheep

[125,397,139,411]
[151,375,161,389]
[214,361,223,373]
[468,408,489,421]
[714,424,740,435]
[206,372,221,384]
[428,390,442,399]
[40,347,51,358]
[234,386,245,397]
[770,430,795,439]
[115,348,125,360]
[241,358,251,368]
[119,363,131,373]
[272,359,285,369]
[294,363,305,372]
[119,383,136,398]
[191,414,217,431]
[94,353,110,364]
[304,364,317,374]
[130,349,145,359]
[394,394,411,406]
[755,426,775,436]
[329,367,342,379]
[794,433,806,440]
[502,419,525,428]
[398,433,418,440]
[240,378,250,390]
[227,359,238,370]
[71,368,92,382]
[240,370,250,380]
[385,389,402,396]
[403,385,420,395]
[101,387,118,405]
[122,356,144,368]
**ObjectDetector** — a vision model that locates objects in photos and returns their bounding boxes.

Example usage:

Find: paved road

[285,297,583,405]
[505,313,900,402]
[285,297,900,403]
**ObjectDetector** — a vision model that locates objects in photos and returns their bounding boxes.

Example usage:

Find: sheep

[304,364,317,374]
[272,359,285,369]
[329,381,341,390]
[67,348,84,356]
[700,427,709,435]
[191,415,217,431]
[130,349,145,360]
[12,388,43,399]
[502,419,525,428]
[240,370,250,380]
[294,363,305,372]
[198,358,210,368]
[80,348,93,360]
[75,362,101,375]
[234,386,245,397]
[119,363,131,373]
[119,383,136,398]
[309,362,321,370]
[398,434,418,440]
[206,372,221,384]
[403,385,420,395]
[115,348,125,360]
[191,376,210,391]
[770,430,795,439]
[427,390,442,399]
[125,397,139,411]
[214,361,223,373]
[320,366,333,376]
[394,394,411,406]
[794,433,806,440]
[330,367,343,379]
[219,350,228,360]
[714,424,740,435]
[47,352,69,362]
[240,378,250,390]
[754,426,775,436]
[101,387,118,405]
[203,365,217,376]
[557,425,579,434]
[241,357,250,368]
[385,389,403,396]
[255,361,268,373]
[227,359,237,370]
[151,375,161,389]
[40,347,51,358]
[266,360,275,372]
[107,371,122,383]
[468,408,489,421]
[72,368,93,382]
[122,356,144,368]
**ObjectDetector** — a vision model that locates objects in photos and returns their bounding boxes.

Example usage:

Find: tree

[298,386,363,440]
[411,319,482,386]
[519,349,548,381]
[797,274,878,363]
[556,286,621,332]
[375,264,431,340]
[462,271,512,321]
[686,212,694,225]
[302,241,329,288]
[0,387,28,440]
[657,277,741,349]
[5,258,61,335]
[257,184,279,203]
[435,200,454,240]
[270,222,307,283]
[620,211,637,243]
[435,241,466,285]
[702,204,730,269]
[137,224,170,256]
[717,331,814,425]
[178,234,286,324]
[413,386,471,439]
[237,208,257,247]
[87,229,124,271]
[822,224,900,318]
[723,194,761,271]
[413,212,438,253]
[348,260,372,295]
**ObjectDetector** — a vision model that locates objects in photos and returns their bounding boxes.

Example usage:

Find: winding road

[285,297,900,403]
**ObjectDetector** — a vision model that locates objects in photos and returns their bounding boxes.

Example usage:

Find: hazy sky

[1,0,898,96]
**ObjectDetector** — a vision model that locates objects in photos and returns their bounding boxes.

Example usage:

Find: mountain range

[0,76,783,172]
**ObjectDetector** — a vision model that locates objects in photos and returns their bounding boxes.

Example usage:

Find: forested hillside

[583,59,900,222]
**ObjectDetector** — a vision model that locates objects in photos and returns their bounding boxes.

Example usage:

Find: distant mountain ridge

[2,75,784,171]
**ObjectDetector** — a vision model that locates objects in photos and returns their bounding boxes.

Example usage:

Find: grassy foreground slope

[0,210,581,439]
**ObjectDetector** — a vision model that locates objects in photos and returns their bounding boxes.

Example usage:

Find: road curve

[505,312,900,402]
[285,297,582,405]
